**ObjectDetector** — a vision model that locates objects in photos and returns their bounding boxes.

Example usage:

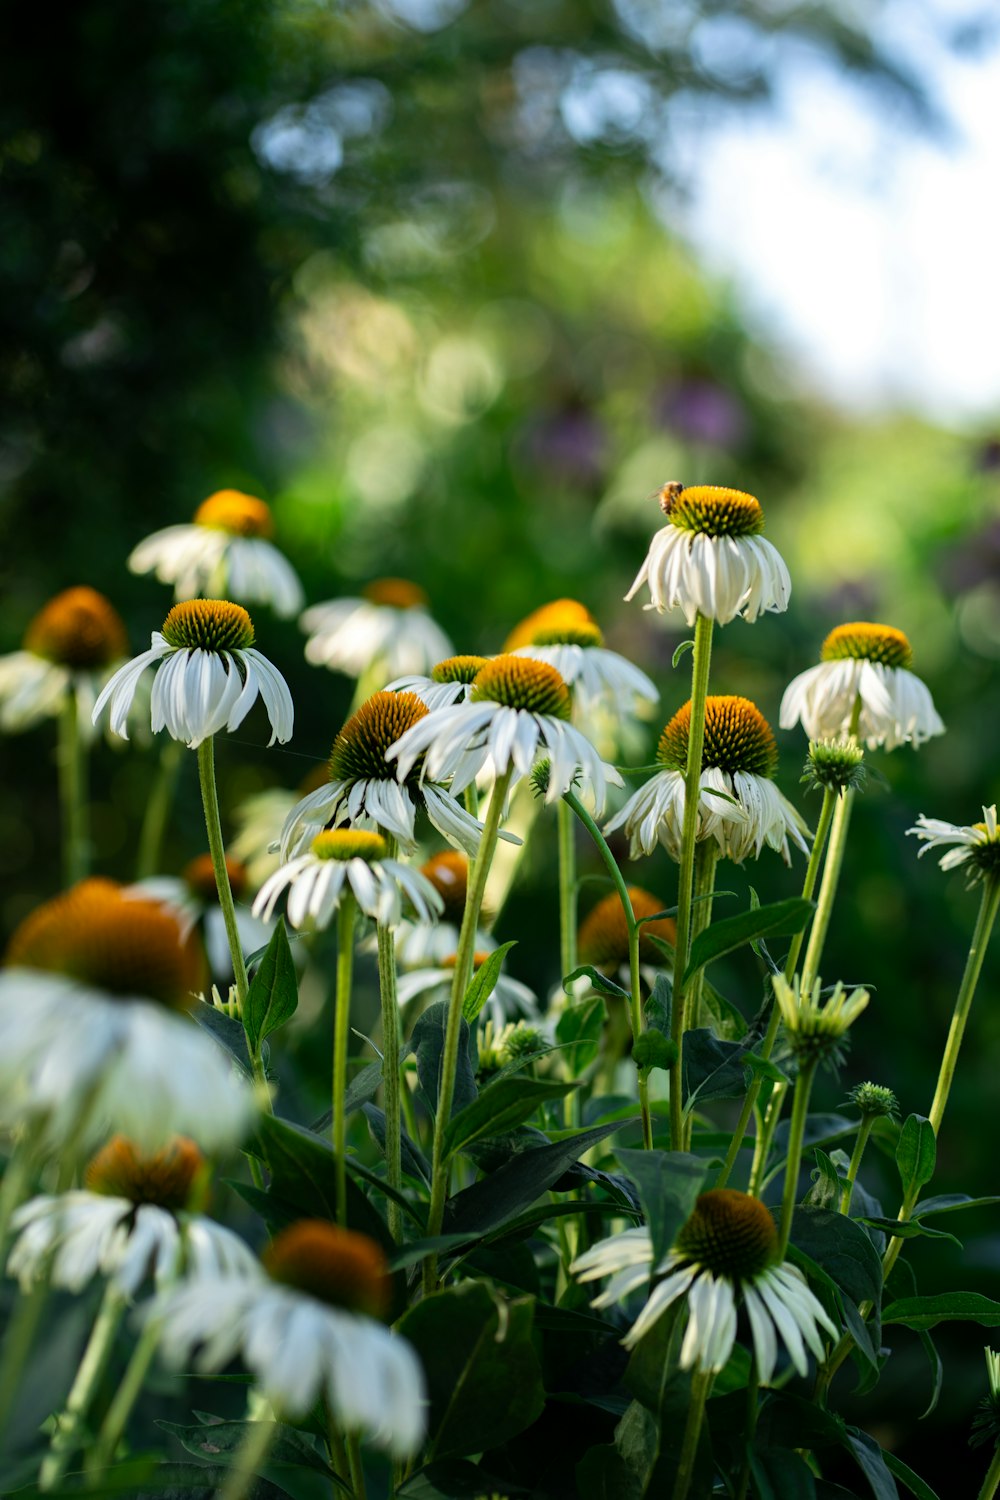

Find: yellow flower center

[658,695,777,777]
[431,655,490,685]
[419,850,468,922]
[85,1135,204,1211]
[675,1189,777,1280]
[23,587,128,669]
[264,1220,392,1317]
[577,887,676,967]
[329,691,428,785]
[193,490,274,539]
[362,578,429,610]
[661,485,765,539]
[183,853,248,904]
[471,655,571,720]
[311,829,387,863]
[505,600,604,651]
[5,879,204,1010]
[161,600,255,653]
[820,622,913,670]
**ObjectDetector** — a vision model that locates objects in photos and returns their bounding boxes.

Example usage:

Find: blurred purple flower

[520,400,607,487]
[655,379,747,450]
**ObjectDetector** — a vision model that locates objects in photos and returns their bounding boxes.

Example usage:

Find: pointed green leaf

[462,940,517,1021]
[616,1149,709,1267]
[443,1076,576,1159]
[563,964,629,1000]
[883,1292,1000,1331]
[243,919,297,1055]
[896,1115,936,1201]
[682,898,814,984]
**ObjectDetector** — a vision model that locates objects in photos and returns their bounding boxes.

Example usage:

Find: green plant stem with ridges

[58,689,88,886]
[683,842,718,1149]
[424,768,513,1289]
[777,1058,818,1258]
[670,611,714,1152]
[673,1367,712,1500]
[39,1282,127,1490]
[217,1415,280,1500]
[334,893,356,1231]
[136,738,184,879]
[839,1116,876,1216]
[716,785,836,1192]
[733,1362,761,1500]
[87,1312,164,1477]
[346,1432,368,1499]
[977,1446,1000,1500]
[564,788,653,1150]
[376,836,402,1242]
[557,797,581,1129]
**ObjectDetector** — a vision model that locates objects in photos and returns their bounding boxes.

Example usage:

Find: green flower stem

[733,1361,761,1500]
[346,1432,368,1499]
[673,1366,712,1500]
[564,788,653,1151]
[376,838,403,1243]
[136,738,184,879]
[334,892,357,1231]
[777,1058,818,1259]
[425,768,513,1284]
[86,1312,163,1477]
[0,1277,49,1449]
[217,1415,280,1500]
[557,797,579,982]
[0,1136,33,1257]
[196,737,250,1009]
[977,1445,1000,1500]
[670,611,715,1152]
[839,1116,876,1216]
[682,843,718,1150]
[39,1281,127,1490]
[58,688,89,885]
[800,788,855,997]
[716,786,836,1192]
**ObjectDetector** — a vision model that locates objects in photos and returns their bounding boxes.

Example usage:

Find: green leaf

[672,637,695,667]
[805,1149,845,1211]
[398,1461,530,1499]
[398,1284,545,1460]
[913,1193,1000,1217]
[154,1420,340,1482]
[682,1029,752,1106]
[443,1076,576,1159]
[916,1330,943,1419]
[616,1148,709,1267]
[30,1463,295,1498]
[556,997,606,1078]
[576,1444,643,1500]
[410,1001,477,1119]
[881,1451,941,1500]
[857,1217,962,1249]
[883,1292,1000,1331]
[192,1001,253,1073]
[750,1449,818,1500]
[788,1207,883,1336]
[563,964,629,1000]
[682,897,814,985]
[895,1115,936,1202]
[844,1427,899,1500]
[462,940,517,1021]
[243,919,297,1056]
[631,1032,678,1074]
[443,1117,639,1238]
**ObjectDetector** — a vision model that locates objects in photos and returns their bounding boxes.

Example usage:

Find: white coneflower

[605,696,810,865]
[0,587,129,736]
[909,805,1000,886]
[573,1188,836,1382]
[253,828,443,932]
[0,880,255,1152]
[280,691,487,859]
[396,951,538,1029]
[302,577,452,682]
[386,655,621,816]
[625,484,791,626]
[506,598,658,729]
[128,490,304,618]
[149,1219,426,1456]
[93,599,293,749]
[386,655,491,712]
[780,622,943,751]
[134,852,272,981]
[7,1136,258,1295]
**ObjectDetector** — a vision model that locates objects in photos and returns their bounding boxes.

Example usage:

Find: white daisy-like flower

[386,654,491,712]
[128,490,304,618]
[386,655,621,816]
[780,622,944,751]
[302,577,452,683]
[133,852,273,981]
[605,696,810,865]
[396,952,538,1029]
[93,598,293,750]
[280,691,489,860]
[253,828,444,932]
[573,1188,836,1382]
[625,484,791,627]
[0,586,129,737]
[772,974,870,1066]
[909,805,1000,886]
[506,598,658,732]
[149,1219,427,1456]
[7,1136,258,1296]
[0,880,255,1153]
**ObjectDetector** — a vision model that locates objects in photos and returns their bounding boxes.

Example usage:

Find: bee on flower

[128,490,304,618]
[302,577,452,685]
